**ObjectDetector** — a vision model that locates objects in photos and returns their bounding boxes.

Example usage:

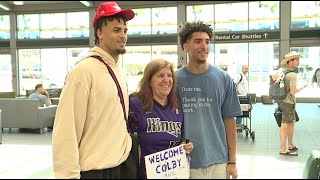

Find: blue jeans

[236,117,242,125]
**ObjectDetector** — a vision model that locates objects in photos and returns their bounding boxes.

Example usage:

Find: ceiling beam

[80,1,93,7]
[0,1,12,11]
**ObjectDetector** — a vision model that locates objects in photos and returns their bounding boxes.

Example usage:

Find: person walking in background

[175,21,242,179]
[128,59,193,179]
[278,51,308,156]
[312,67,320,107]
[312,67,320,88]
[52,2,135,179]
[234,65,249,132]
[28,83,51,107]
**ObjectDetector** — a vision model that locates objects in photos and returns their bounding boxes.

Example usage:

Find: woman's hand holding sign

[180,139,193,155]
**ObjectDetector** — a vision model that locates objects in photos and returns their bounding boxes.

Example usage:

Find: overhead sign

[144,145,190,179]
[213,31,280,42]
[290,29,320,39]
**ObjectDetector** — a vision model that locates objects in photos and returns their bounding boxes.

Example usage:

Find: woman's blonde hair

[130,59,179,112]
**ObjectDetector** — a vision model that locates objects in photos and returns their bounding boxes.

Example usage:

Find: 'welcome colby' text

[147,145,184,173]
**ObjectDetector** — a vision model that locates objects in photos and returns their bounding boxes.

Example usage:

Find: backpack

[269,70,294,100]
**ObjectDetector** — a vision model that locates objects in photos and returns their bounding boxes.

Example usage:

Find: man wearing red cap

[52,2,135,179]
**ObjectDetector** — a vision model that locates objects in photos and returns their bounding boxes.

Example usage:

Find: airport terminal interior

[0,1,320,179]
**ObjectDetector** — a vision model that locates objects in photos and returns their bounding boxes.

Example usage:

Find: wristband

[227,162,236,164]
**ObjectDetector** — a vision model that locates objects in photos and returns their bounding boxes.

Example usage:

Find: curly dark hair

[178,21,214,51]
[94,14,127,45]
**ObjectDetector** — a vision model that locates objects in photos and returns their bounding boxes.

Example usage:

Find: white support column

[9,13,18,95]
[177,4,187,66]
[279,1,291,64]
[89,8,96,48]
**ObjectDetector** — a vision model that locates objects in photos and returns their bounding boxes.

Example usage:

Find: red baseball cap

[92,2,135,27]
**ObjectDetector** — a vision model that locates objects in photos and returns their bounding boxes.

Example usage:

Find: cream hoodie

[52,46,131,179]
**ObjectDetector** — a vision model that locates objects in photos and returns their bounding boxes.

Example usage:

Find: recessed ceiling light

[0,4,11,10]
[13,1,24,5]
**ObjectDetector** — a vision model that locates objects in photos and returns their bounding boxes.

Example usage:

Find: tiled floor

[0,103,319,179]
[236,102,320,179]
[0,129,53,179]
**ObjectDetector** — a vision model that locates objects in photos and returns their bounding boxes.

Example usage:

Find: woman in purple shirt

[128,59,193,179]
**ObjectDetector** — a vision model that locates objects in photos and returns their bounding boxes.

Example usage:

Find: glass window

[249,42,279,96]
[128,8,151,35]
[291,1,320,28]
[215,43,248,78]
[207,44,215,66]
[290,46,320,98]
[249,1,279,30]
[66,12,89,38]
[290,47,309,58]
[122,46,152,93]
[151,7,177,34]
[0,54,12,92]
[122,45,178,93]
[273,43,279,60]
[215,2,248,32]
[186,4,214,27]
[41,48,68,89]
[17,14,40,39]
[214,42,279,96]
[67,47,89,70]
[18,49,41,95]
[19,47,90,94]
[152,45,178,67]
[0,15,10,39]
[40,13,66,38]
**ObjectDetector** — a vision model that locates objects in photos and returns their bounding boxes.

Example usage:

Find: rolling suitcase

[302,149,320,179]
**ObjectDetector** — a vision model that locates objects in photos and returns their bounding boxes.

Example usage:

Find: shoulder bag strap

[236,73,243,87]
[283,70,295,104]
[90,55,127,121]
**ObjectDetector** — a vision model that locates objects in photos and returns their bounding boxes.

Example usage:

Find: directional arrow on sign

[263,33,268,39]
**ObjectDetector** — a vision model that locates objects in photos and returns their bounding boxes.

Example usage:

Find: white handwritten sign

[145,145,190,179]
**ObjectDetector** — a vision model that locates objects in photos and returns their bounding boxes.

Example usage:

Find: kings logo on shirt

[147,117,181,138]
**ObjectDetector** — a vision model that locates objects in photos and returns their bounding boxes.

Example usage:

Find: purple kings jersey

[128,97,184,179]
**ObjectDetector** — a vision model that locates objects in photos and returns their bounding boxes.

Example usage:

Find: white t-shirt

[235,72,248,95]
